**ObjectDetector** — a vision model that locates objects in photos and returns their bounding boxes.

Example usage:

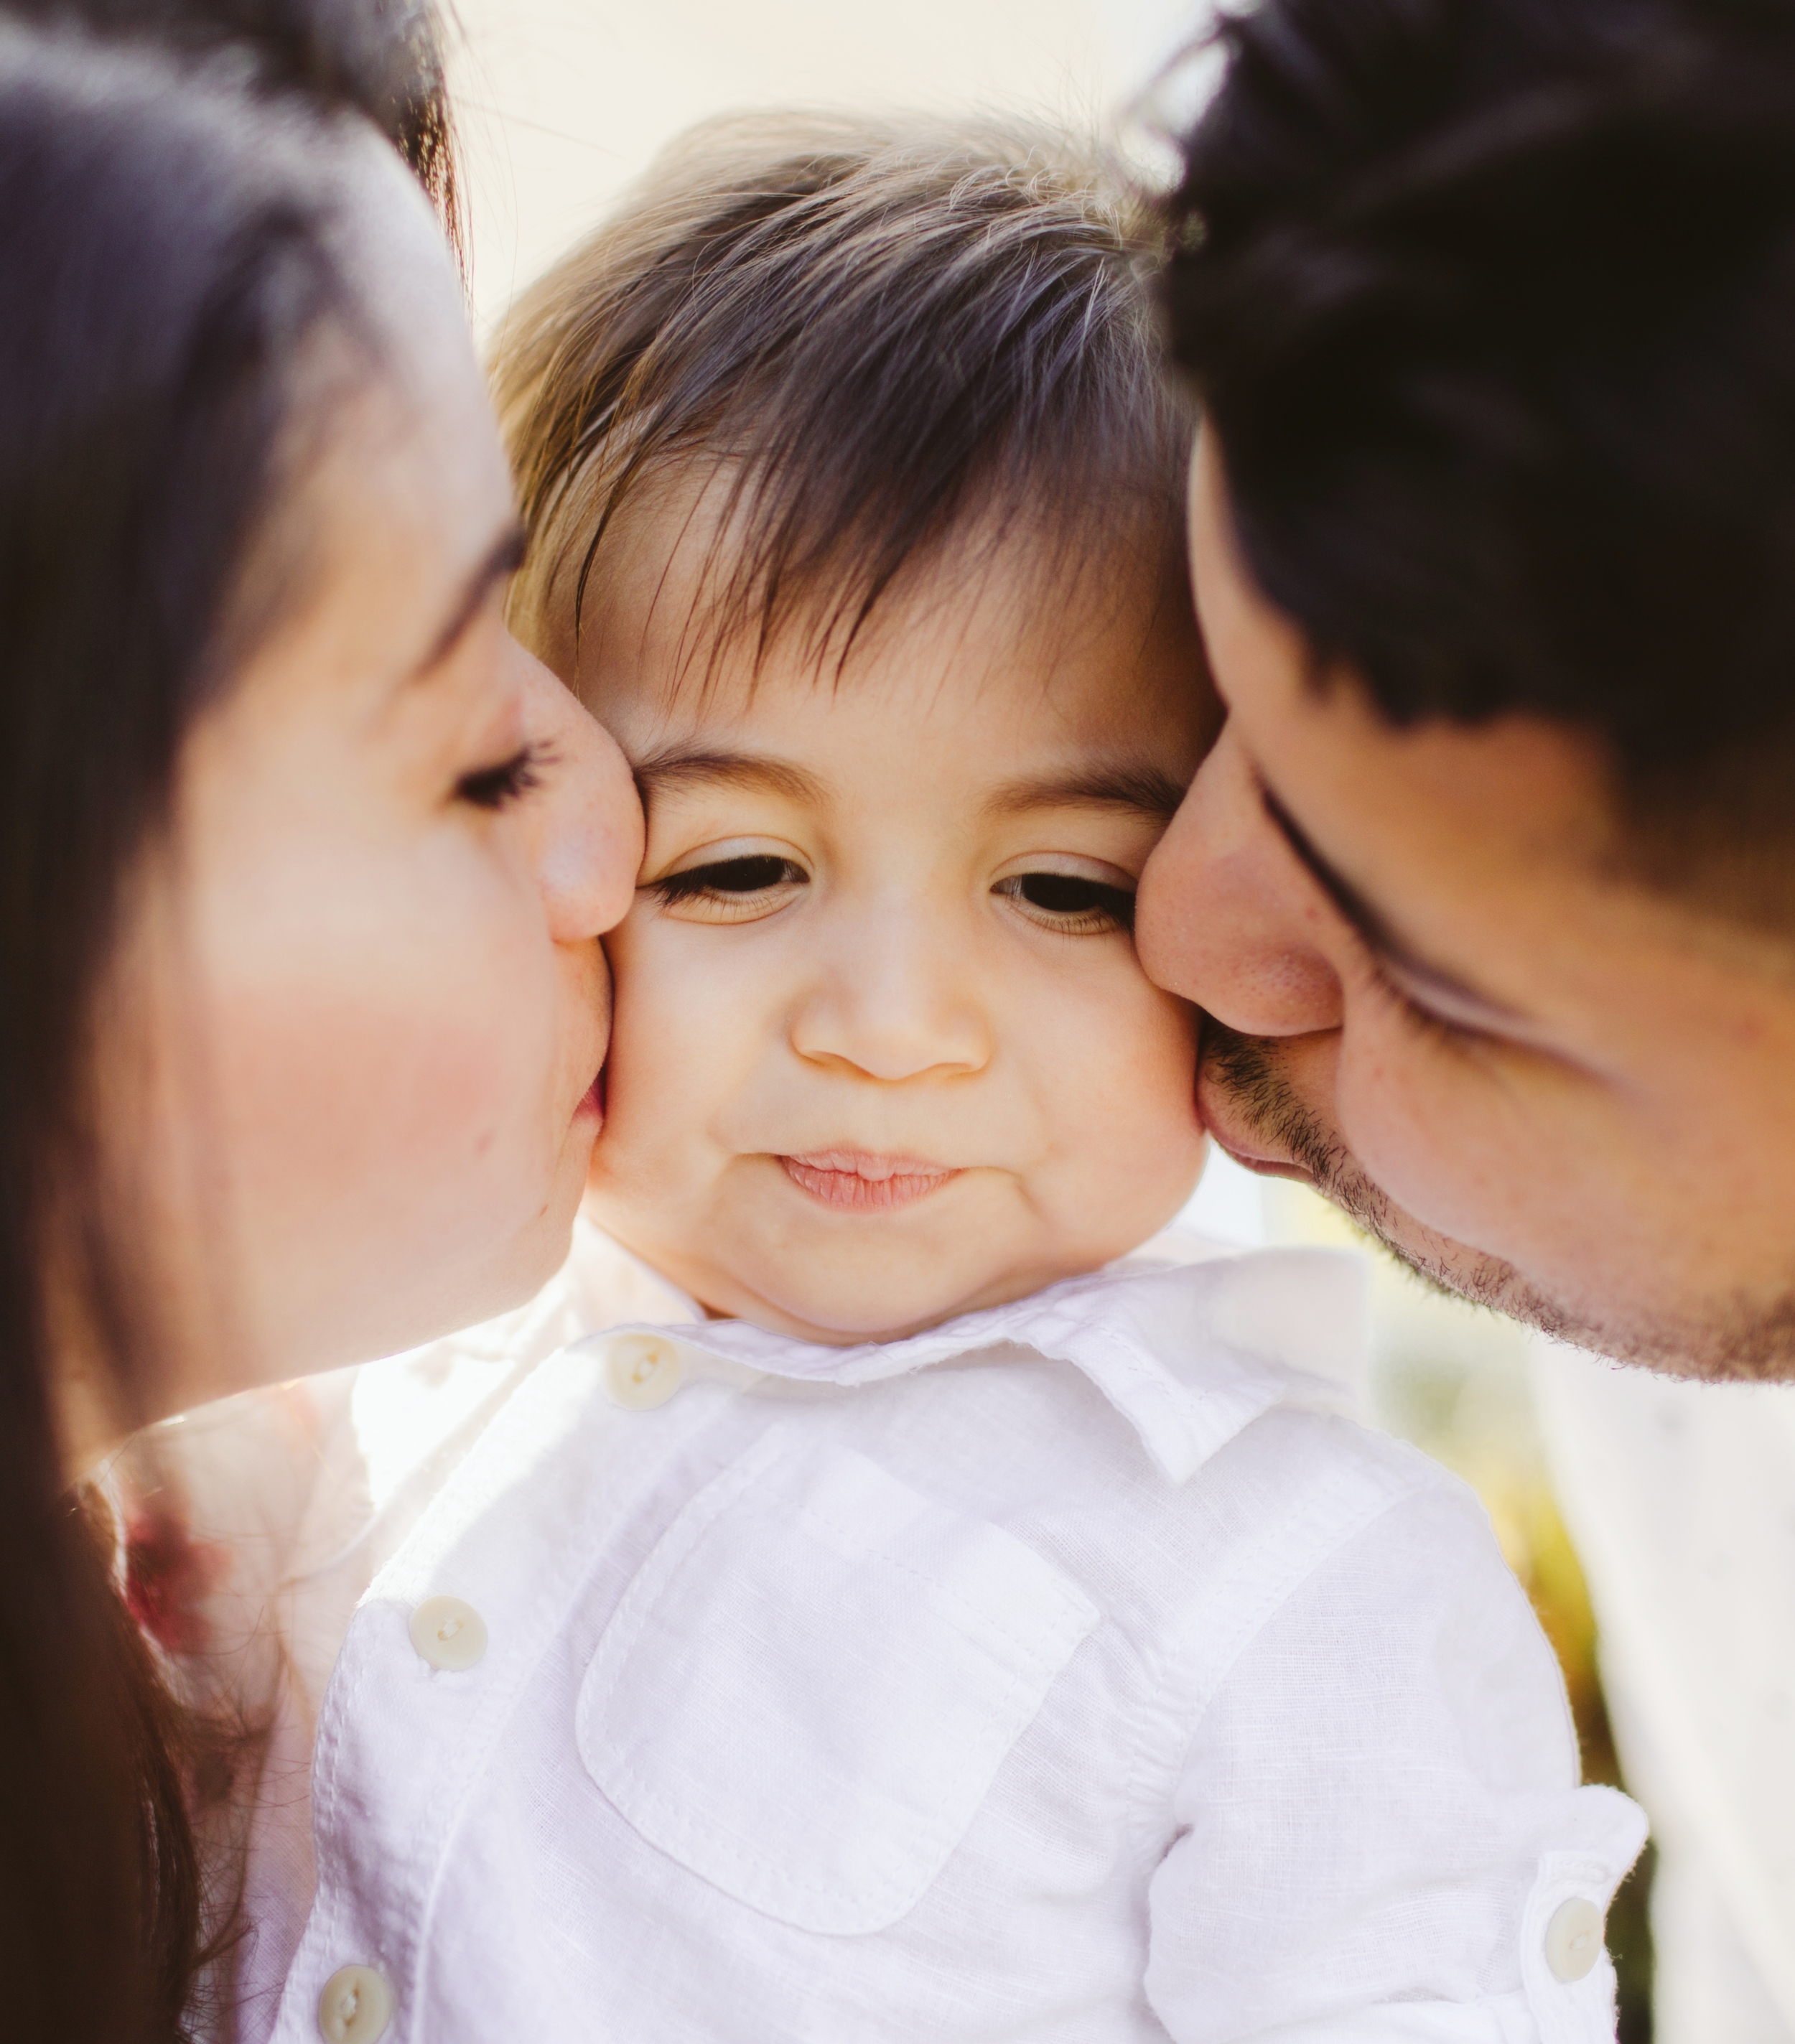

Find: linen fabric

[253,1226,1643,2044]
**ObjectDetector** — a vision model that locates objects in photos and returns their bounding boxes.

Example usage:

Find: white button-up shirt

[223,1223,1641,2044]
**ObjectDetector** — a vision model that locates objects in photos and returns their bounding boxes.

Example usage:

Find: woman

[8,0,460,235]
[0,22,640,2040]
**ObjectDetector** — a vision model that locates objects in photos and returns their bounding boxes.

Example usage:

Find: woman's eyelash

[651,854,808,902]
[457,740,556,811]
[997,872,1136,931]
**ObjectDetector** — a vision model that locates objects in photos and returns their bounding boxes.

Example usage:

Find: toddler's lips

[779,1149,960,1211]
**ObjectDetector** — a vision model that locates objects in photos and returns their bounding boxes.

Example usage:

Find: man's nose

[516,647,643,943]
[789,897,994,1083]
[1136,722,1345,1037]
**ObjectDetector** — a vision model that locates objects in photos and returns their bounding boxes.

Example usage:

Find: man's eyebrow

[633,746,828,807]
[985,765,1189,820]
[416,522,528,676]
[1262,785,1525,1020]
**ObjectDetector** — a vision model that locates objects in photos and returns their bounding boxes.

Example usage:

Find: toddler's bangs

[493,111,1193,694]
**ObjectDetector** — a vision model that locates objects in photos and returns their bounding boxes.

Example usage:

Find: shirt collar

[569,1235,1368,1485]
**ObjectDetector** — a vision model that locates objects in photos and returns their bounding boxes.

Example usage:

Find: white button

[602,1333,685,1410]
[409,1595,487,1672]
[1544,1896,1605,1982]
[317,1964,393,2043]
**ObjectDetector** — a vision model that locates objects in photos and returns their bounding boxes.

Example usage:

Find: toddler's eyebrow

[985,765,1188,820]
[633,749,1186,821]
[634,746,826,806]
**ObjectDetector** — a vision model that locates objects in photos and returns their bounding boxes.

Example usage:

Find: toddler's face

[577,499,1210,1342]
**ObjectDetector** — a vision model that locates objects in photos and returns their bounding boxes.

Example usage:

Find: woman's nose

[789,899,994,1083]
[1136,721,1346,1037]
[514,645,643,942]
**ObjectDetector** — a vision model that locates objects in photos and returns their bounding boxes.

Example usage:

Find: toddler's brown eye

[1005,872,1136,930]
[651,854,808,905]
[700,856,795,892]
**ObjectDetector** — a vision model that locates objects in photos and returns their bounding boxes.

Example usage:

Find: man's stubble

[1200,1019,1795,1382]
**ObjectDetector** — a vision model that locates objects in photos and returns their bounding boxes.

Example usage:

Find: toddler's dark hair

[494,111,1190,686]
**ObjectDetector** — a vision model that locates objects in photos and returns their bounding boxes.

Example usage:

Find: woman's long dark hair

[0,29,369,2038]
[9,0,460,242]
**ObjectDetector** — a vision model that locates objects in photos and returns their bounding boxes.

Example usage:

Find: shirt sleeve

[1144,1477,1647,2044]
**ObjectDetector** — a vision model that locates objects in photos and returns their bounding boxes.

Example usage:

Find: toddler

[266,116,1643,2044]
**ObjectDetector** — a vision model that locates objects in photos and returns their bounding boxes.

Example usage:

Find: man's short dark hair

[1161,0,1795,886]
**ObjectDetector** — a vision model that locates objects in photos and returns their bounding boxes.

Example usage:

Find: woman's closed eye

[994,869,1136,934]
[648,852,810,923]
[455,739,555,812]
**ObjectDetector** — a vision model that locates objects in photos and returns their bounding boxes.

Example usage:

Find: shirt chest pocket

[575,1422,1100,1935]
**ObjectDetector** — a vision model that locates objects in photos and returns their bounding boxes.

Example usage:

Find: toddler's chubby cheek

[591,1065,1205,1347]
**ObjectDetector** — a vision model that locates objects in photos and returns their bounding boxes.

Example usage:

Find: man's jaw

[1198,1021,1795,1381]
[1196,1019,1554,1317]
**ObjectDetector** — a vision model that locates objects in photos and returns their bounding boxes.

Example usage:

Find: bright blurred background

[439,3,1653,2031]
[445,0,1193,334]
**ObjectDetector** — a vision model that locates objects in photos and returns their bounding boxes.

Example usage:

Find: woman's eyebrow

[415,521,528,677]
[1262,784,1525,1021]
[985,765,1188,818]
[633,745,827,806]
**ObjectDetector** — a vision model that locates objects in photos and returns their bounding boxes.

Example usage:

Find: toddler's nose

[790,915,992,1082]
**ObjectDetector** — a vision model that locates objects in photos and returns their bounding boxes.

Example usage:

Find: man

[1135,0,1795,2032]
